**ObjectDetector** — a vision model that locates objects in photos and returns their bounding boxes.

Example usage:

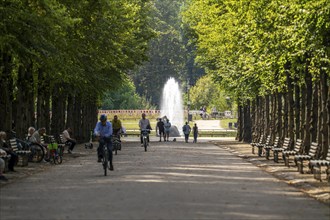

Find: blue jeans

[97,136,113,163]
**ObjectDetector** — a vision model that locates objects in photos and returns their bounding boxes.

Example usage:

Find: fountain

[160,77,184,137]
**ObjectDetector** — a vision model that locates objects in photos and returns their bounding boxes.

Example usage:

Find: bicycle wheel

[56,146,63,164]
[143,138,147,152]
[29,143,45,163]
[51,150,57,164]
[102,148,108,176]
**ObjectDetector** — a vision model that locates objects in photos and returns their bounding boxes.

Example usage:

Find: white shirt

[63,130,71,142]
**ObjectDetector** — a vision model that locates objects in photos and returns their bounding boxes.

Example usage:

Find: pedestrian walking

[164,119,171,142]
[156,118,165,142]
[193,123,198,143]
[182,122,191,143]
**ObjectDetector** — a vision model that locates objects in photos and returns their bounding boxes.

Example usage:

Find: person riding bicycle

[139,113,151,147]
[111,115,122,139]
[94,114,114,171]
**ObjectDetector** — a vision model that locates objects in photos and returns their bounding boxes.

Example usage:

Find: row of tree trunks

[13,63,35,138]
[0,52,13,133]
[0,61,98,143]
[237,72,329,158]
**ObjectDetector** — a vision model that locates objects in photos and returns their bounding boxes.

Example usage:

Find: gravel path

[1,138,329,220]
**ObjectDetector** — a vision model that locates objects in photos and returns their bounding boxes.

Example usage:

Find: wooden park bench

[256,135,271,157]
[271,137,291,163]
[294,142,319,174]
[9,138,31,166]
[308,148,330,182]
[250,134,264,155]
[283,139,303,167]
[264,136,280,160]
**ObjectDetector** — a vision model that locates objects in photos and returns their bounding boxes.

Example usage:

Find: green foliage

[101,79,156,109]
[182,0,330,104]
[1,0,156,102]
[130,0,196,106]
[188,74,231,112]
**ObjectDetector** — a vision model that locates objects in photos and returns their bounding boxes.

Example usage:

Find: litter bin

[188,114,193,122]
[228,122,233,129]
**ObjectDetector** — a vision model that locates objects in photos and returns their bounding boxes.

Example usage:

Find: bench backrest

[9,139,18,152]
[265,135,271,145]
[258,135,264,144]
[308,142,319,158]
[48,135,57,144]
[282,138,291,150]
[273,137,280,148]
[59,134,65,144]
[326,147,330,161]
[293,139,303,152]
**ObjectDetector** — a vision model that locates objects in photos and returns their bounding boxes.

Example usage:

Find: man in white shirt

[63,127,76,154]
[138,113,151,146]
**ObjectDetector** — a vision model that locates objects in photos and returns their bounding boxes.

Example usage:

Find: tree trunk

[283,90,289,139]
[243,100,252,143]
[287,73,295,142]
[237,104,243,141]
[320,72,329,157]
[51,85,67,135]
[36,69,51,131]
[300,83,306,142]
[311,81,319,143]
[276,92,283,140]
[294,81,300,140]
[0,52,13,133]
[270,94,276,141]
[73,95,82,141]
[66,94,75,129]
[14,63,35,138]
[265,95,270,136]
[250,99,257,142]
[304,71,313,153]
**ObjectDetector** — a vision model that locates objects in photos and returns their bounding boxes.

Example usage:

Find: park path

[0,139,329,220]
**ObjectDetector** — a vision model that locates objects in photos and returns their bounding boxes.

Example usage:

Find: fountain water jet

[160,77,184,137]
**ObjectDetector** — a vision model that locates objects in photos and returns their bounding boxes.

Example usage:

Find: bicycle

[16,138,45,163]
[101,142,110,176]
[141,129,150,152]
[48,135,64,165]
[10,131,45,163]
[112,134,121,155]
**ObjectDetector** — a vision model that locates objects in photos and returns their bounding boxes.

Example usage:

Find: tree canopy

[182,0,330,102]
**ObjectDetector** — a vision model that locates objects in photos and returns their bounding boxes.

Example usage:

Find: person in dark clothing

[156,118,165,142]
[193,123,198,143]
[0,131,18,172]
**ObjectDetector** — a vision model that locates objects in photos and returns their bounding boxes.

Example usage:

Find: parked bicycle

[15,138,45,163]
[141,129,150,152]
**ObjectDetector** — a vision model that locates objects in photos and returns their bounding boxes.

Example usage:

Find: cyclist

[138,113,151,146]
[111,115,122,138]
[94,114,114,171]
